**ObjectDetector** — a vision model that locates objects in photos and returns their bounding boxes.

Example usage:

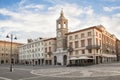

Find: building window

[35,49,37,52]
[69,52,73,55]
[32,49,34,52]
[96,32,98,36]
[42,42,43,45]
[29,45,31,48]
[96,38,98,45]
[32,54,34,57]
[81,40,85,47]
[45,43,47,46]
[45,48,47,53]
[81,33,85,38]
[75,50,79,55]
[88,49,92,53]
[75,35,78,39]
[35,54,37,57]
[38,43,40,46]
[2,48,4,51]
[82,50,85,54]
[99,34,101,38]
[32,44,34,47]
[96,49,98,53]
[75,41,79,48]
[38,54,40,57]
[38,48,40,51]
[87,38,92,46]
[49,42,51,45]
[99,40,101,46]
[69,36,72,40]
[69,42,73,47]
[42,53,43,56]
[88,32,91,36]
[35,43,37,47]
[49,47,51,52]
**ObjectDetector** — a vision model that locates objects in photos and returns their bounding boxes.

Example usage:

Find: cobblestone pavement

[23,75,120,80]
[31,66,120,78]
[1,62,120,80]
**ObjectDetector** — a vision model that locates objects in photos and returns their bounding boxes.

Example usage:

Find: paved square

[1,63,120,80]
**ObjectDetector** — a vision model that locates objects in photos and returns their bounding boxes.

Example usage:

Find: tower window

[64,22,66,28]
[58,24,61,29]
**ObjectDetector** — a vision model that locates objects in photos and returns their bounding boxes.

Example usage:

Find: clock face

[57,32,61,37]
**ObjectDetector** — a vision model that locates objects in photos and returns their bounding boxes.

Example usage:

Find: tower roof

[57,9,67,21]
[60,9,64,17]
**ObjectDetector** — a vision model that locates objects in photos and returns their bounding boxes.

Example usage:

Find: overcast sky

[0,0,120,43]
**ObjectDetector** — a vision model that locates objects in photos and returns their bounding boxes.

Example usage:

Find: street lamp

[6,34,17,72]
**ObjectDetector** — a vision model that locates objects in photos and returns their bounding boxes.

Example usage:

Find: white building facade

[19,38,45,65]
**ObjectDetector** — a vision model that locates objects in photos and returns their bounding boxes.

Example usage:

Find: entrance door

[100,56,102,63]
[96,56,99,64]
[63,55,67,65]
[38,59,40,65]
[54,56,57,65]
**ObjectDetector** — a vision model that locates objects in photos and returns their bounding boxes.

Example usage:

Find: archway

[38,59,40,65]
[100,56,102,63]
[54,56,57,65]
[96,56,99,64]
[63,55,67,65]
[1,60,4,64]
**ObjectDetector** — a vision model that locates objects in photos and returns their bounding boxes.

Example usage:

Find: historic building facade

[66,27,102,66]
[0,40,22,64]
[19,10,119,66]
[19,38,45,65]
[116,39,120,61]
[66,25,117,66]
[99,26,117,63]
[44,38,56,65]
[53,10,68,65]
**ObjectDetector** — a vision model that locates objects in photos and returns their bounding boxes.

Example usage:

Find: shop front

[68,56,94,66]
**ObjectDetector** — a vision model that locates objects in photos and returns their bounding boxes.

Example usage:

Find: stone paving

[31,64,120,78]
[1,63,120,80]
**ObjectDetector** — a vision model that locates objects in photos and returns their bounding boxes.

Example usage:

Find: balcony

[86,45,101,49]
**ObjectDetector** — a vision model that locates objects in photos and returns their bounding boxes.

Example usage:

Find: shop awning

[70,56,94,60]
[78,56,94,59]
[70,57,78,60]
[102,54,116,58]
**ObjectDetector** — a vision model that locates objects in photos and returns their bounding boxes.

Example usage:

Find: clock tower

[53,10,68,66]
[56,10,68,50]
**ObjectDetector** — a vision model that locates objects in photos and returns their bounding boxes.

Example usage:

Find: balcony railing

[86,45,101,49]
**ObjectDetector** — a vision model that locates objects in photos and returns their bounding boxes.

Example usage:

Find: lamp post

[6,34,17,72]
